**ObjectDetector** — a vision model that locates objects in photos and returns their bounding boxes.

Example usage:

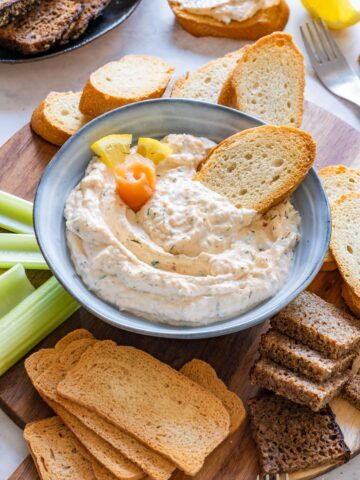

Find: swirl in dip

[64,134,300,326]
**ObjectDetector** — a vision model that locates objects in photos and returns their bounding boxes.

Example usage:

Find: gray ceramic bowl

[34,99,331,339]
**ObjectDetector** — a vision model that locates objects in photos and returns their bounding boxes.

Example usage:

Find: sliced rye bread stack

[59,0,111,44]
[25,330,245,479]
[0,0,110,54]
[0,0,38,27]
[343,372,360,410]
[319,165,360,272]
[0,0,84,54]
[168,0,289,40]
[250,291,360,411]
[248,394,350,475]
[331,192,360,318]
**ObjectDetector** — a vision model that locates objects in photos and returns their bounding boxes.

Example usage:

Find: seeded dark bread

[259,329,356,383]
[0,0,38,27]
[343,372,360,411]
[0,0,83,54]
[250,357,351,411]
[59,0,110,44]
[270,291,360,359]
[248,394,350,475]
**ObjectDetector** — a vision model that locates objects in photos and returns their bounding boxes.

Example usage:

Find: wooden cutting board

[2,102,360,480]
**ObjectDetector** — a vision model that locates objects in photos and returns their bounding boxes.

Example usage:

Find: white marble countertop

[0,0,359,478]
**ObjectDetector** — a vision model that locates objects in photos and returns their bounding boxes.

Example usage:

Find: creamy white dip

[65,134,300,326]
[175,0,279,24]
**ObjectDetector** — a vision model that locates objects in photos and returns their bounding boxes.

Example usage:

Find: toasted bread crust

[331,192,360,298]
[180,359,245,434]
[31,99,70,146]
[219,32,304,127]
[79,56,174,118]
[168,0,289,39]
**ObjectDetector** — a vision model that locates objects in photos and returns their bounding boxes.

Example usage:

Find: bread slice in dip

[194,125,316,213]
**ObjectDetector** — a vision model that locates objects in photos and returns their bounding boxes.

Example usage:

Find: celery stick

[0,264,35,316]
[0,234,48,270]
[0,276,79,376]
[0,190,34,234]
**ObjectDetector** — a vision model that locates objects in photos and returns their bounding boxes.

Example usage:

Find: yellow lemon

[301,0,360,29]
[91,134,132,169]
[137,138,172,164]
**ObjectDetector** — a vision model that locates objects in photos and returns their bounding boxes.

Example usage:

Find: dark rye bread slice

[271,291,360,359]
[0,0,38,27]
[259,329,356,383]
[250,357,351,411]
[59,0,110,44]
[248,394,350,475]
[343,372,360,410]
[0,0,83,54]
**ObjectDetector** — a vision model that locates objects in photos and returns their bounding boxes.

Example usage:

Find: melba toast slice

[194,125,315,213]
[57,342,230,475]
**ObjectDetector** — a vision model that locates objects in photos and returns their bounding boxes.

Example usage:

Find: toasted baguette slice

[219,32,304,127]
[79,55,174,118]
[31,91,90,146]
[250,357,351,411]
[259,329,356,383]
[248,394,350,474]
[168,0,289,40]
[57,342,230,475]
[270,291,360,359]
[342,282,360,318]
[180,359,245,434]
[171,47,246,103]
[330,193,360,302]
[319,165,360,271]
[24,416,97,480]
[194,125,315,212]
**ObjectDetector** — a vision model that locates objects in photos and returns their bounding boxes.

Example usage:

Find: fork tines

[300,17,341,64]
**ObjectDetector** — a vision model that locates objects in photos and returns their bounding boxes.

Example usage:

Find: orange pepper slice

[114,161,156,212]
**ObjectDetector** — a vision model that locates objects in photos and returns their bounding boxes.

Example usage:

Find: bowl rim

[34,98,331,339]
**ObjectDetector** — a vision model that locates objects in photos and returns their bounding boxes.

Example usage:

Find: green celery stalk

[0,190,34,234]
[0,276,79,376]
[0,234,48,270]
[0,264,35,316]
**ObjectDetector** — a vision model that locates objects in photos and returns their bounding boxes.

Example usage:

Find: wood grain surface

[1,102,360,480]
